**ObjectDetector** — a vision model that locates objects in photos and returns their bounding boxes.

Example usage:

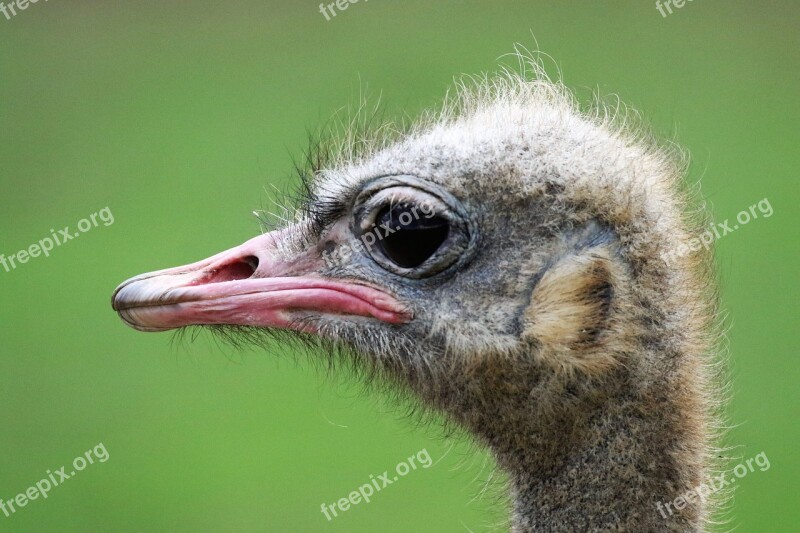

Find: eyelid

[357,189,450,232]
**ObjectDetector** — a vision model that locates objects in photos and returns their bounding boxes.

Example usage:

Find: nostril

[242,255,259,272]
[195,256,259,285]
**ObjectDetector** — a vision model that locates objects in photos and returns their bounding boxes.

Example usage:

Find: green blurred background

[0,1,797,531]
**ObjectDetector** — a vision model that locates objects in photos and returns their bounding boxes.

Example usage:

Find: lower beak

[111,230,410,332]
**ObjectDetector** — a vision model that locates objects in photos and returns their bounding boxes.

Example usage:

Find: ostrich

[112,58,723,531]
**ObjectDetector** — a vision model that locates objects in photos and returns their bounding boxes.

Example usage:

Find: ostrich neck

[502,412,703,533]
[433,360,707,532]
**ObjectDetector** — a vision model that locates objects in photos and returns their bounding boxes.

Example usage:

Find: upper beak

[111,229,411,332]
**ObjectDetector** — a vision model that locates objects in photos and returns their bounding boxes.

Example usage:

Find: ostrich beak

[111,229,410,332]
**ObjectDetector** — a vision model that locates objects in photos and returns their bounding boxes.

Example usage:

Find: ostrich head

[112,60,721,531]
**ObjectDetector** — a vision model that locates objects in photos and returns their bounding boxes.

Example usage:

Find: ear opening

[521,248,622,375]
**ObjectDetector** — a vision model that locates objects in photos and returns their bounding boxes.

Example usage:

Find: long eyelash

[276,98,410,243]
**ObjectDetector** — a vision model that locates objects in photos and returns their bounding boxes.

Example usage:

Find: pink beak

[111,230,411,332]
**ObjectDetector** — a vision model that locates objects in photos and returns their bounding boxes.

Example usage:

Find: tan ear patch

[522,250,621,374]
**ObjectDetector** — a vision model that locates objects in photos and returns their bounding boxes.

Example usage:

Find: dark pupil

[373,203,449,268]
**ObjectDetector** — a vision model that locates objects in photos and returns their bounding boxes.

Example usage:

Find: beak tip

[110,284,125,311]
[110,275,138,312]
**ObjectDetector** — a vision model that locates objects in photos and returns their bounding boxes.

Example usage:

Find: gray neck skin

[420,360,703,532]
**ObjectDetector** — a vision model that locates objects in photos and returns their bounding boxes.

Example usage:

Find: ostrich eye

[373,203,450,268]
[351,177,476,279]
